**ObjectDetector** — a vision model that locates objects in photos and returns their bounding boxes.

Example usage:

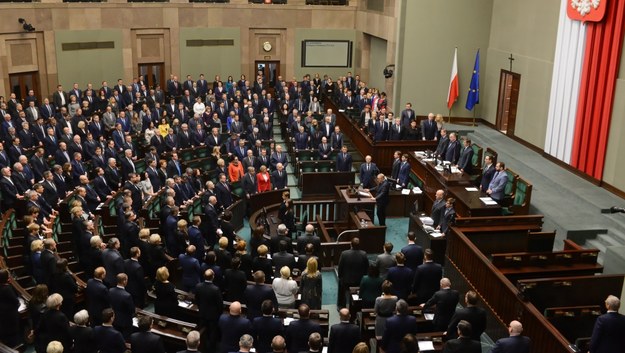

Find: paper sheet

[178,300,192,308]
[480,197,498,205]
[465,187,479,191]
[351,294,360,300]
[283,317,296,326]
[430,232,444,238]
[418,341,435,351]
[424,313,435,320]
[401,189,411,195]
[420,217,434,226]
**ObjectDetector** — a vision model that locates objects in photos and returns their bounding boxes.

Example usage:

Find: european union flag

[466,50,480,111]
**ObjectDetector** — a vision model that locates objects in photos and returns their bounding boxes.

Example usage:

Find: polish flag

[447,48,459,109]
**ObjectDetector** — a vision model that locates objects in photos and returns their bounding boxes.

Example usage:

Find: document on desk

[283,317,296,326]
[451,166,460,173]
[420,217,434,226]
[178,300,193,308]
[401,189,411,195]
[430,232,444,238]
[424,313,435,320]
[352,294,360,301]
[418,341,435,351]
[480,197,498,205]
[412,187,422,194]
[358,191,372,198]
[415,151,426,157]
[465,187,479,192]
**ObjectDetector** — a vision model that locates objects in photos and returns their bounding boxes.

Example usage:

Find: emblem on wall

[568,0,606,22]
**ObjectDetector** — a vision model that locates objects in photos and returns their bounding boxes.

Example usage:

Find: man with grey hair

[237,334,254,353]
[69,310,95,353]
[296,223,321,256]
[305,332,323,353]
[589,295,625,353]
[270,224,293,254]
[271,335,287,353]
[102,237,124,287]
[380,299,418,353]
[488,320,530,353]
[421,277,460,331]
[178,330,201,353]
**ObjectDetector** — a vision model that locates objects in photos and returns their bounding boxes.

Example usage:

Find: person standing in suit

[85,267,111,326]
[179,245,202,293]
[124,247,146,308]
[400,232,424,271]
[411,249,443,305]
[380,300,419,353]
[337,238,369,308]
[421,113,438,141]
[445,290,487,342]
[375,242,396,280]
[368,173,391,226]
[218,301,253,353]
[430,189,446,228]
[421,278,460,331]
[0,269,20,347]
[252,300,283,353]
[177,330,202,353]
[589,295,625,353]
[438,198,456,234]
[397,154,411,188]
[444,133,461,164]
[442,320,481,353]
[109,273,136,339]
[244,271,278,320]
[386,252,414,300]
[480,155,496,192]
[457,138,474,174]
[336,145,353,172]
[489,320,531,353]
[195,269,223,353]
[53,85,69,111]
[35,293,71,353]
[69,310,97,353]
[435,129,450,158]
[129,316,166,353]
[215,173,233,209]
[285,304,322,353]
[94,309,126,353]
[102,238,125,287]
[487,162,508,204]
[328,308,361,353]
[359,155,379,189]
[271,163,288,190]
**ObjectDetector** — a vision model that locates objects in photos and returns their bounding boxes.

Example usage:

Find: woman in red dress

[256,165,272,193]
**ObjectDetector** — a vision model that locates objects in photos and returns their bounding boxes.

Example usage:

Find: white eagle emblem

[571,0,601,16]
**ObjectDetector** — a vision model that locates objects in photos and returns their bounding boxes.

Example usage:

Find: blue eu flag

[466,50,480,111]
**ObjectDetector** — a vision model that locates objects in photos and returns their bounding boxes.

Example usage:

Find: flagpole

[472,107,476,126]
[448,108,452,125]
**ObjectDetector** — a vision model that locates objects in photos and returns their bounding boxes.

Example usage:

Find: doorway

[495,70,520,135]
[9,71,40,103]
[255,60,280,93]
[138,63,165,90]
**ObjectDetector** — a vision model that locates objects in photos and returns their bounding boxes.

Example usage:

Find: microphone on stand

[600,206,625,214]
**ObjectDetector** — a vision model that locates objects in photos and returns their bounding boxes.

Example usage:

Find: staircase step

[596,233,623,247]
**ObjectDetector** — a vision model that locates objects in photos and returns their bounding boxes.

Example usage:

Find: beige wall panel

[604,80,625,190]
[179,27,242,81]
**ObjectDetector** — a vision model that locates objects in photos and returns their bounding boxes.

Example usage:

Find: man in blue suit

[94,309,126,353]
[336,146,353,172]
[457,139,474,174]
[489,320,530,353]
[109,273,136,339]
[444,132,461,164]
[218,301,252,353]
[487,162,508,204]
[380,300,418,353]
[252,301,283,353]
[589,295,625,353]
[397,153,411,188]
[369,173,391,226]
[244,271,278,320]
[359,155,379,189]
[401,232,424,271]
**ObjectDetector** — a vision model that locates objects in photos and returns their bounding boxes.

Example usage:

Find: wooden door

[495,70,520,136]
[9,71,40,104]
[138,63,165,90]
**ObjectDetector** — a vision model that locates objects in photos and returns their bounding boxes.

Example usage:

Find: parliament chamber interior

[1,1,625,353]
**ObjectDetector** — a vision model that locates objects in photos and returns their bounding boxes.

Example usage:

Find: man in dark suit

[272,239,296,278]
[195,269,223,353]
[218,301,252,353]
[397,154,411,188]
[421,113,438,141]
[457,138,474,174]
[359,155,379,189]
[94,309,127,353]
[124,247,146,308]
[42,171,60,207]
[380,300,419,353]
[388,118,405,141]
[489,320,531,353]
[285,304,322,353]
[401,232,424,271]
[435,129,450,158]
[177,330,202,353]
[431,189,446,228]
[252,300,283,353]
[0,167,22,210]
[438,198,457,234]
[336,145,353,172]
[109,273,136,338]
[244,271,278,320]
[52,85,69,111]
[480,155,496,192]
[589,295,625,353]
[85,267,111,327]
[445,290,487,341]
[337,237,369,308]
[411,249,443,305]
[93,168,113,201]
[401,103,416,127]
[102,238,124,287]
[368,173,390,226]
[317,136,332,160]
[129,316,166,353]
[443,320,481,353]
[372,117,388,142]
[215,173,233,208]
[270,145,288,170]
[296,224,321,256]
[271,163,288,189]
[328,308,361,353]
[387,252,414,300]
[421,277,460,331]
[444,133,461,164]
[241,166,257,199]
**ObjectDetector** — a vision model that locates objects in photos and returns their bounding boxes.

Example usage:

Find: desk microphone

[600,207,625,214]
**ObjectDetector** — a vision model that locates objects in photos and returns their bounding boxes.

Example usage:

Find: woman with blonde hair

[300,257,322,310]
[31,239,45,284]
[154,266,178,318]
[272,266,299,308]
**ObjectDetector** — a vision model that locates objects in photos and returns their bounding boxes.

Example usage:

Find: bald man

[368,173,391,225]
[489,320,530,353]
[328,308,360,353]
[218,301,252,353]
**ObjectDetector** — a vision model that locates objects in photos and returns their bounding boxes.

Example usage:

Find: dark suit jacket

[85,278,110,326]
[372,179,390,207]
[424,288,460,331]
[124,259,146,308]
[442,337,481,353]
[457,146,474,173]
[129,331,166,353]
[412,261,443,304]
[338,248,369,286]
[490,335,531,353]
[94,325,127,353]
[69,325,97,353]
[109,286,135,336]
[386,265,414,300]
[431,199,446,228]
[380,314,418,353]
[445,140,461,164]
[480,164,496,191]
[359,162,379,189]
[445,305,487,341]
[589,311,625,353]
[102,248,125,286]
[270,170,287,189]
[285,319,322,353]
[253,316,284,353]
[218,314,253,353]
[336,152,353,172]
[244,283,278,319]
[328,322,361,353]
[421,119,437,140]
[271,251,296,278]
[195,281,223,326]
[215,182,233,208]
[401,243,424,271]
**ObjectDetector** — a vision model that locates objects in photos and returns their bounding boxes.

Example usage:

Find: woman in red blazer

[256,165,272,193]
